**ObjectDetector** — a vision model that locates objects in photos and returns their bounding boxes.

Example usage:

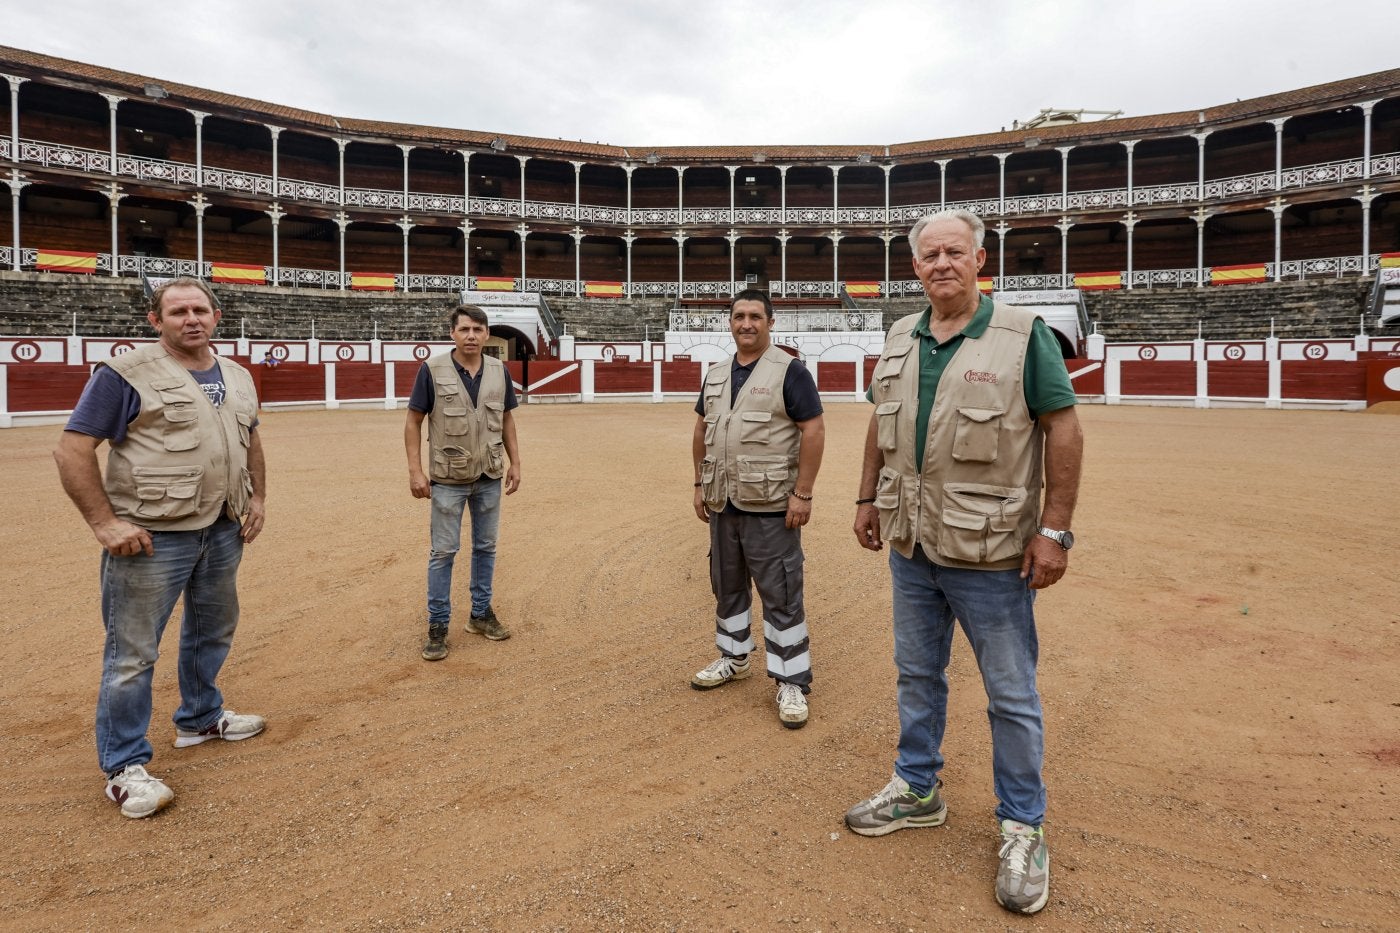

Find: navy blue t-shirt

[65,361,252,443]
[407,358,519,415]
[695,354,823,517]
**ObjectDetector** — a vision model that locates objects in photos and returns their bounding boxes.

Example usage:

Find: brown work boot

[465,606,510,641]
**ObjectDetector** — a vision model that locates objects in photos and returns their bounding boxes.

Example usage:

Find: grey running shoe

[690,655,751,690]
[844,773,946,836]
[174,709,266,748]
[105,764,174,819]
[422,624,449,661]
[996,819,1050,914]
[776,682,808,729]
[465,606,510,641]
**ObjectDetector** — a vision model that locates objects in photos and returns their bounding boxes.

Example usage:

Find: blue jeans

[427,478,501,623]
[889,546,1046,826]
[96,516,243,775]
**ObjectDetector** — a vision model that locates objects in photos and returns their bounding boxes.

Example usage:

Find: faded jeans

[889,545,1047,826]
[427,478,501,623]
[96,516,243,775]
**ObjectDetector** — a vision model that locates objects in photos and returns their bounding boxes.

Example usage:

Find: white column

[623,229,635,295]
[830,230,842,290]
[830,164,842,219]
[880,230,894,293]
[726,165,737,224]
[937,159,950,209]
[1056,217,1073,282]
[993,222,1008,284]
[460,218,472,284]
[517,155,528,218]
[460,149,473,207]
[266,202,284,285]
[335,138,348,210]
[676,165,686,219]
[107,182,126,277]
[1359,100,1380,180]
[398,143,414,211]
[265,125,282,198]
[571,161,583,223]
[397,214,414,289]
[1269,198,1286,281]
[1193,207,1210,288]
[6,172,24,270]
[190,110,209,188]
[1269,118,1286,193]
[777,229,790,295]
[882,163,893,225]
[516,222,529,283]
[188,190,205,272]
[1192,131,1211,201]
[6,76,25,158]
[335,211,349,286]
[778,165,790,222]
[674,231,688,294]
[101,94,124,175]
[1123,212,1138,289]
[726,229,739,293]
[1057,146,1073,209]
[624,164,634,224]
[1356,186,1376,272]
[571,226,583,296]
[996,152,1009,215]
[1123,139,1138,209]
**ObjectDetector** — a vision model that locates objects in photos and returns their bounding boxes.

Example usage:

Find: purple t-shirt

[65,362,254,444]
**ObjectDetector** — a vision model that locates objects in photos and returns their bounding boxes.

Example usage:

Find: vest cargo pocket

[875,399,902,451]
[940,483,1027,563]
[132,465,204,520]
[703,411,720,446]
[440,406,470,436]
[484,400,504,433]
[434,444,478,482]
[700,457,725,511]
[739,410,772,444]
[160,405,199,452]
[951,407,1003,463]
[735,455,790,506]
[875,466,911,543]
[486,441,505,477]
[235,410,254,448]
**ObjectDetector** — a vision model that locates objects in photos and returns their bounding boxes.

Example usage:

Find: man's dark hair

[730,288,773,319]
[450,304,489,329]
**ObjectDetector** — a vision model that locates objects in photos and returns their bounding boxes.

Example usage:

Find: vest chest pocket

[440,406,470,435]
[734,455,792,506]
[873,342,912,384]
[132,465,204,520]
[160,405,199,452]
[875,400,902,452]
[484,400,504,433]
[952,407,1003,463]
[739,410,771,444]
[938,483,1026,564]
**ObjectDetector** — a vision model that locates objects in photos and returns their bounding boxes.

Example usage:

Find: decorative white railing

[670,309,884,331]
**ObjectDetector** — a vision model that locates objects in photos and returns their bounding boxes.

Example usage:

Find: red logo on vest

[963,369,999,384]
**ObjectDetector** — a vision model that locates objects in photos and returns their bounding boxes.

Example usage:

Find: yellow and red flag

[1074,271,1122,291]
[584,281,624,298]
[351,271,396,291]
[844,281,881,298]
[1379,252,1400,269]
[211,262,266,285]
[977,277,995,293]
[36,249,98,274]
[476,276,517,292]
[1210,263,1267,285]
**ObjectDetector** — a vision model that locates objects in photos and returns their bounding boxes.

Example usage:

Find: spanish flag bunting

[844,281,881,298]
[584,281,624,298]
[1210,263,1267,285]
[36,249,98,274]
[476,276,517,292]
[211,262,266,285]
[977,277,995,293]
[1379,253,1400,268]
[351,271,396,291]
[1074,271,1122,291]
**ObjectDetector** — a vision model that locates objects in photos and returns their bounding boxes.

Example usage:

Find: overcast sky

[5,0,1397,147]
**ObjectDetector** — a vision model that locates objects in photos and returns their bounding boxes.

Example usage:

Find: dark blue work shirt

[407,357,520,414]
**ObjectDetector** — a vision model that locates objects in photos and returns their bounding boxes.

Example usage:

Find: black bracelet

[790,492,813,501]
[855,497,876,505]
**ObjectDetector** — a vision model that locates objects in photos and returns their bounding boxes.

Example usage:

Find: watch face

[1060,530,1075,550]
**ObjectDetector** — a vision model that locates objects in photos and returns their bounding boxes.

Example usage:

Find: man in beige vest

[844,211,1083,915]
[691,289,825,728]
[405,305,521,661]
[54,277,268,819]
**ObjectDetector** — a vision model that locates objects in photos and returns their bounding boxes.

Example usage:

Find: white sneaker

[174,709,267,748]
[105,764,174,819]
[691,655,751,690]
[776,682,808,729]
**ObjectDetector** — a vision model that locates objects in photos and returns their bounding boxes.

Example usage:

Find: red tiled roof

[2,44,1397,165]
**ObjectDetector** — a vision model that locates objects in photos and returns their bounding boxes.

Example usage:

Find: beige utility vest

[699,345,801,513]
[103,343,258,531]
[870,303,1044,570]
[425,352,508,484]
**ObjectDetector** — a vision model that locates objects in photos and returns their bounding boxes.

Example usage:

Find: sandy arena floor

[1,402,1397,930]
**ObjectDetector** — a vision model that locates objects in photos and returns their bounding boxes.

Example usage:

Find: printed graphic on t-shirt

[199,380,225,408]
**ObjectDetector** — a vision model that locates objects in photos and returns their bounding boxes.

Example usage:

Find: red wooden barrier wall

[661,361,701,393]
[8,364,91,412]
[1207,361,1269,397]
[593,362,652,393]
[1281,362,1365,400]
[1120,361,1195,396]
[816,361,856,393]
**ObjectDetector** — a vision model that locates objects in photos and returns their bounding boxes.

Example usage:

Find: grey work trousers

[707,509,812,690]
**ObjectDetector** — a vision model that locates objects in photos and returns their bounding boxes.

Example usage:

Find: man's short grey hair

[908,209,986,254]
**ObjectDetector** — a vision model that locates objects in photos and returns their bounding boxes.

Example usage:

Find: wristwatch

[1037,527,1075,550]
